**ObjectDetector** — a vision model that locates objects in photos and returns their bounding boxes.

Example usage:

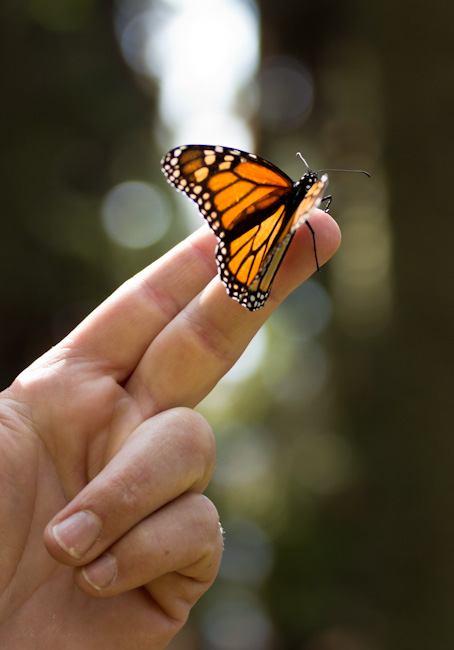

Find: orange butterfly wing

[243,177,328,307]
[161,145,327,310]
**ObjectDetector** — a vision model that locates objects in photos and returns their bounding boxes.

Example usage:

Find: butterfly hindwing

[216,202,293,309]
[161,144,328,310]
[219,176,328,310]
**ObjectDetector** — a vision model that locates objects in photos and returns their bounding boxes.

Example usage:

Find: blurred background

[1,0,454,648]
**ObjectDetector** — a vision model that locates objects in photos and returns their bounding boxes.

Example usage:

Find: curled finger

[45,408,216,564]
[75,492,223,620]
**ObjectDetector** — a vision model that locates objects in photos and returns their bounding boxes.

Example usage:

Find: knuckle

[194,494,221,543]
[167,407,216,476]
[109,471,148,512]
[173,406,212,439]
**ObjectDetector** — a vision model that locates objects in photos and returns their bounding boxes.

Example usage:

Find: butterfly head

[294,170,321,194]
[294,153,322,192]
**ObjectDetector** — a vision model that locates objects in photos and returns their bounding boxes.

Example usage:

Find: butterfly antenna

[296,152,310,170]
[317,167,370,177]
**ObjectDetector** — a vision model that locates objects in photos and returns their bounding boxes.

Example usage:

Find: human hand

[0,211,340,649]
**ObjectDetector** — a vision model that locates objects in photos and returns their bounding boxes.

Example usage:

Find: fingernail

[82,554,117,590]
[52,510,102,559]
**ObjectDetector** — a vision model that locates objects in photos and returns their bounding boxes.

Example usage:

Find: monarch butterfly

[161,144,331,311]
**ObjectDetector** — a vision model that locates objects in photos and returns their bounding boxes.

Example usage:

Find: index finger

[62,226,218,379]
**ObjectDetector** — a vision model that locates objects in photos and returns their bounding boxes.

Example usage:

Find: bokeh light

[144,0,258,127]
[259,55,314,133]
[116,0,259,150]
[219,519,273,585]
[214,423,275,488]
[202,593,274,650]
[101,181,170,249]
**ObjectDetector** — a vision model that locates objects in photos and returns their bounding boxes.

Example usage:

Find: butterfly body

[161,145,328,311]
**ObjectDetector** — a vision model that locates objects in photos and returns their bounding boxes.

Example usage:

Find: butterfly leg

[321,195,332,212]
[321,195,332,213]
[305,220,320,272]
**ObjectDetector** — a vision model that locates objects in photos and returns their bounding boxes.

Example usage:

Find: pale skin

[0,211,340,649]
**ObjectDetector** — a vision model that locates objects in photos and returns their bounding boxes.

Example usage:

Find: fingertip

[259,209,340,310]
[276,209,340,280]
[309,208,341,265]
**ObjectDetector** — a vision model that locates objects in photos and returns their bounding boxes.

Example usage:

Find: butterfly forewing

[162,145,292,226]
